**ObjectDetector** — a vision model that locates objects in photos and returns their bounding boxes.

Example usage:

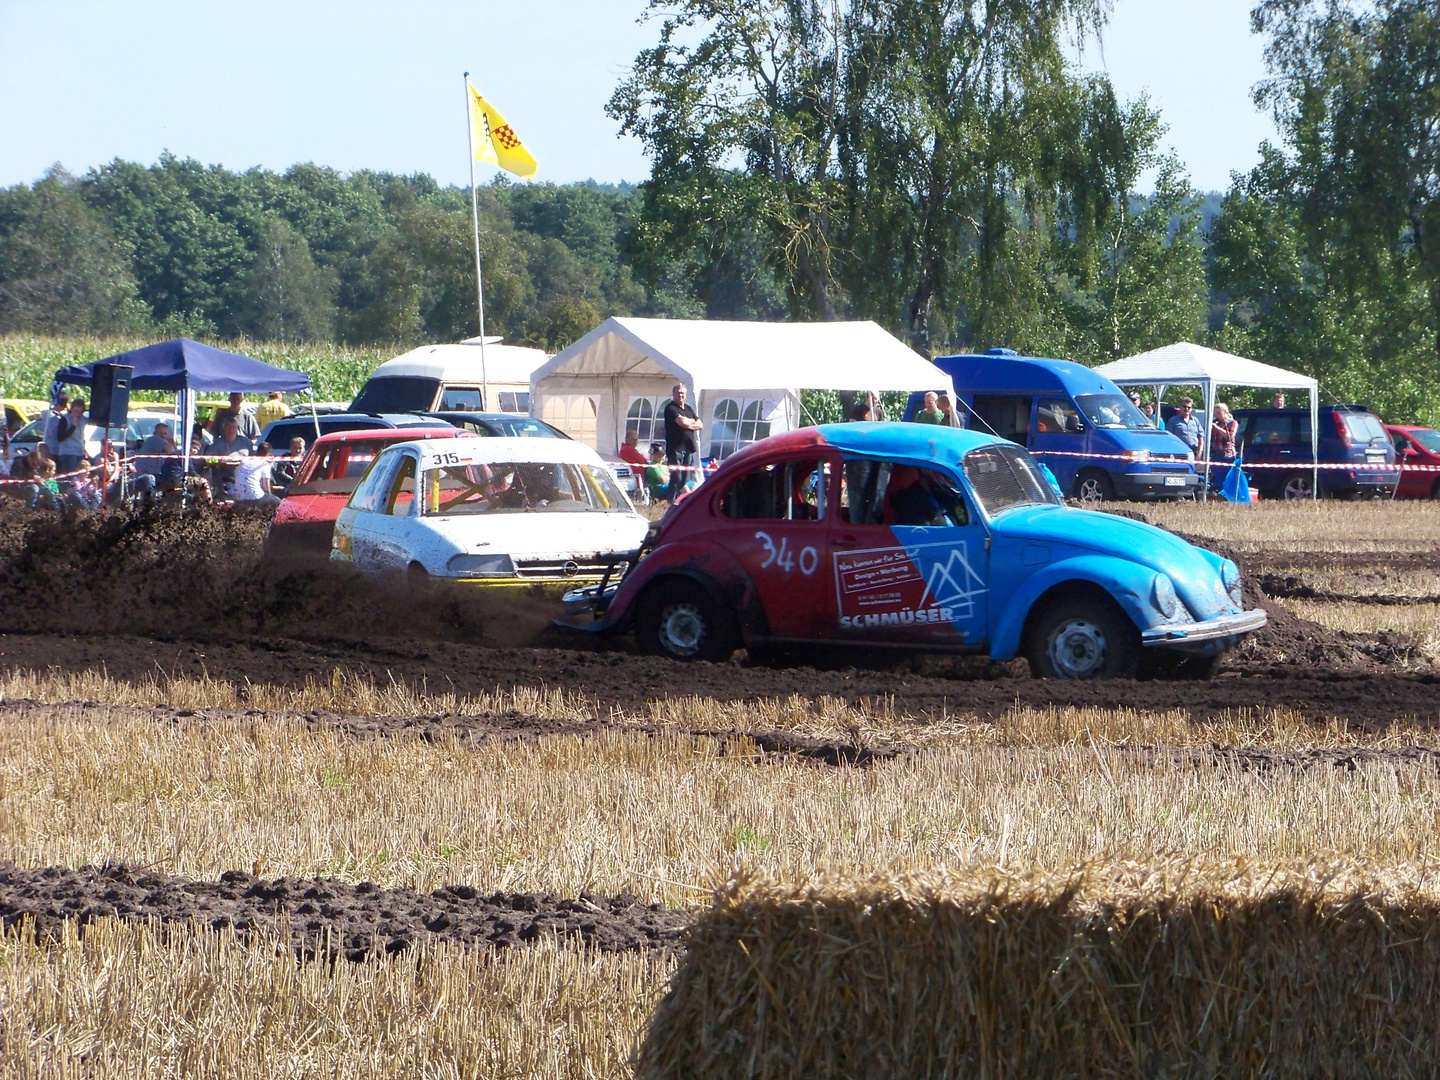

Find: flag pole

[463,72,490,411]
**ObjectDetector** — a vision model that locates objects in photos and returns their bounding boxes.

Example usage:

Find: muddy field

[0,503,1436,728]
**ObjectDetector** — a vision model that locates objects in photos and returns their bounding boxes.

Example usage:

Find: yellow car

[4,399,51,436]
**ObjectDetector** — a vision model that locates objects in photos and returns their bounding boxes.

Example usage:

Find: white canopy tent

[531,317,954,459]
[1094,342,1319,500]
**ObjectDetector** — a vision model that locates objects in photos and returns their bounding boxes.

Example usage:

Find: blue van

[904,350,1201,501]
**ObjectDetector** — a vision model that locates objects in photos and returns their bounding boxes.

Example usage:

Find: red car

[264,427,474,560]
[1386,424,1440,499]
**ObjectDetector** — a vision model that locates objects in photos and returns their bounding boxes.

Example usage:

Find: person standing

[209,393,261,440]
[1272,392,1287,409]
[662,383,702,504]
[54,398,89,482]
[912,391,944,424]
[1210,403,1238,462]
[1165,397,1205,456]
[253,391,291,431]
[42,393,69,460]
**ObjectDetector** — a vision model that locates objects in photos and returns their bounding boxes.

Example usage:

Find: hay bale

[636,862,1440,1079]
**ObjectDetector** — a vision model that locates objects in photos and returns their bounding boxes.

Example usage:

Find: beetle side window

[719,458,826,521]
[840,459,969,527]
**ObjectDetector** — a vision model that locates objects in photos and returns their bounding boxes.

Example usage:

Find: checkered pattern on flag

[469,85,537,178]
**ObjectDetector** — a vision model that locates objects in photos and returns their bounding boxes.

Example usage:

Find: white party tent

[1094,341,1319,499]
[531,317,953,459]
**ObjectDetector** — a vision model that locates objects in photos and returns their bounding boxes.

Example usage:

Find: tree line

[1,0,1436,421]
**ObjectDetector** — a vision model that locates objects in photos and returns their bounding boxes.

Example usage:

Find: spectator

[618,426,647,467]
[937,392,963,427]
[1141,401,1156,424]
[1272,392,1286,409]
[192,421,213,450]
[849,399,873,422]
[174,434,214,504]
[1211,403,1238,462]
[644,443,671,503]
[912,391,944,425]
[270,436,306,493]
[233,442,279,507]
[253,391,291,431]
[28,457,60,510]
[42,394,69,460]
[662,383,702,504]
[133,422,176,506]
[69,446,122,510]
[53,398,89,483]
[1165,397,1205,455]
[209,416,253,497]
[208,393,260,440]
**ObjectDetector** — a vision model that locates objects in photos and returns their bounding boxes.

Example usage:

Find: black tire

[1073,469,1116,504]
[636,580,738,662]
[1281,473,1315,500]
[1026,595,1140,680]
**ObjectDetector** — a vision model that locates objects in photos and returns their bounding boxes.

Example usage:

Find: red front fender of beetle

[606,538,769,645]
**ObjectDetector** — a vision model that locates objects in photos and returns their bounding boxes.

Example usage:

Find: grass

[1143,498,1440,551]
[0,333,395,405]
[1,918,671,1080]
[3,704,1440,905]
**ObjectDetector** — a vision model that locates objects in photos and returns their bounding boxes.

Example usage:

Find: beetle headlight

[1221,560,1243,606]
[1152,574,1179,619]
[446,553,516,577]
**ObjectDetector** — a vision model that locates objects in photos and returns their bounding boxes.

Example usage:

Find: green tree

[0,168,147,334]
[237,216,336,343]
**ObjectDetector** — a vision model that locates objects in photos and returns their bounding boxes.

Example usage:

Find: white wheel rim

[659,603,705,656]
[1079,478,1104,502]
[1283,477,1310,500]
[1048,619,1107,678]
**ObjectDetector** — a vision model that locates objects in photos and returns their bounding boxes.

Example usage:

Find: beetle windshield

[420,460,631,515]
[1073,393,1150,430]
[962,443,1061,516]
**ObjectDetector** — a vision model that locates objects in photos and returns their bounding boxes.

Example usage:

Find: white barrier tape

[0,464,101,486]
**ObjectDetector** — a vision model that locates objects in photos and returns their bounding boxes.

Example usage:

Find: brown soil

[0,505,1436,729]
[0,862,687,960]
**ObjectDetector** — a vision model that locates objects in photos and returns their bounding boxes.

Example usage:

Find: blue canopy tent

[54,338,318,480]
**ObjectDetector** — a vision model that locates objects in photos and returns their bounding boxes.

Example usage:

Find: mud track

[0,862,687,960]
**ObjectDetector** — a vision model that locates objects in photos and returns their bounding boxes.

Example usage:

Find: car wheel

[1074,470,1115,503]
[1027,596,1139,680]
[1281,473,1314,500]
[637,580,737,662]
[1430,478,1440,500]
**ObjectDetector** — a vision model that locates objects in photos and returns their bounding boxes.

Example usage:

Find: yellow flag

[469,85,537,178]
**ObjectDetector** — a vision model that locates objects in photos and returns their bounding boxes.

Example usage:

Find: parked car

[4,399,51,436]
[348,340,546,416]
[264,427,475,561]
[331,437,649,587]
[421,411,568,439]
[258,413,452,457]
[564,423,1266,678]
[1386,424,1440,499]
[905,350,1201,501]
[1233,404,1398,499]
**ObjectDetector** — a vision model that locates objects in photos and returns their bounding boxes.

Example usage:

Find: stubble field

[1,498,1437,1076]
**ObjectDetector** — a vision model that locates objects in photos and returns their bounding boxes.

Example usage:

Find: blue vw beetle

[569,423,1267,677]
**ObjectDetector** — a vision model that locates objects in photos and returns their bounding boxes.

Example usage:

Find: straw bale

[637,861,1440,1079]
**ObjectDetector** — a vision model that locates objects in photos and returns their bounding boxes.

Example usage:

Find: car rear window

[1342,412,1387,443]
[962,443,1060,516]
[350,377,440,414]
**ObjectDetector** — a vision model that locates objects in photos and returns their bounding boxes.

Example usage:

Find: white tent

[531,317,953,459]
[1094,342,1319,500]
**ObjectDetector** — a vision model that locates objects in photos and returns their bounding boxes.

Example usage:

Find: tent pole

[308,388,320,442]
[1311,386,1319,501]
[464,73,490,412]
[1201,379,1212,503]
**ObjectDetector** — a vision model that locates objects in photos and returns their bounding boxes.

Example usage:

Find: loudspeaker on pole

[90,363,133,428]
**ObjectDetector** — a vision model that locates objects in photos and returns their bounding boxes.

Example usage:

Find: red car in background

[264,427,475,561]
[1386,424,1440,499]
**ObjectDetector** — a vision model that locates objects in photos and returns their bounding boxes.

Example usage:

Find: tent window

[540,395,598,446]
[626,397,665,444]
[710,398,771,459]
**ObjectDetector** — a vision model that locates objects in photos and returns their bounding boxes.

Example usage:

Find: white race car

[331,437,650,587]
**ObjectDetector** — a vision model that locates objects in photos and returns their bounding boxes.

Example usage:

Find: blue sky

[0,0,1277,194]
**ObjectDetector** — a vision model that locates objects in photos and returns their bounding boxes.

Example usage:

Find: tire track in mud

[0,862,687,959]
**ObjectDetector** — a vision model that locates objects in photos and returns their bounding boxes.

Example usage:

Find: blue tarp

[54,338,311,394]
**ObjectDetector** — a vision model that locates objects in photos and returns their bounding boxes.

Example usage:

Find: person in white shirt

[232,441,279,506]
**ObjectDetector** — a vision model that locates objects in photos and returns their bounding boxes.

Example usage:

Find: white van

[349,337,547,416]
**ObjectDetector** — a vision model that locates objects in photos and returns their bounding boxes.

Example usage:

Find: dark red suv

[1386,425,1440,499]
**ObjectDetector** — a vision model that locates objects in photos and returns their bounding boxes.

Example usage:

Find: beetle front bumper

[1141,608,1267,649]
